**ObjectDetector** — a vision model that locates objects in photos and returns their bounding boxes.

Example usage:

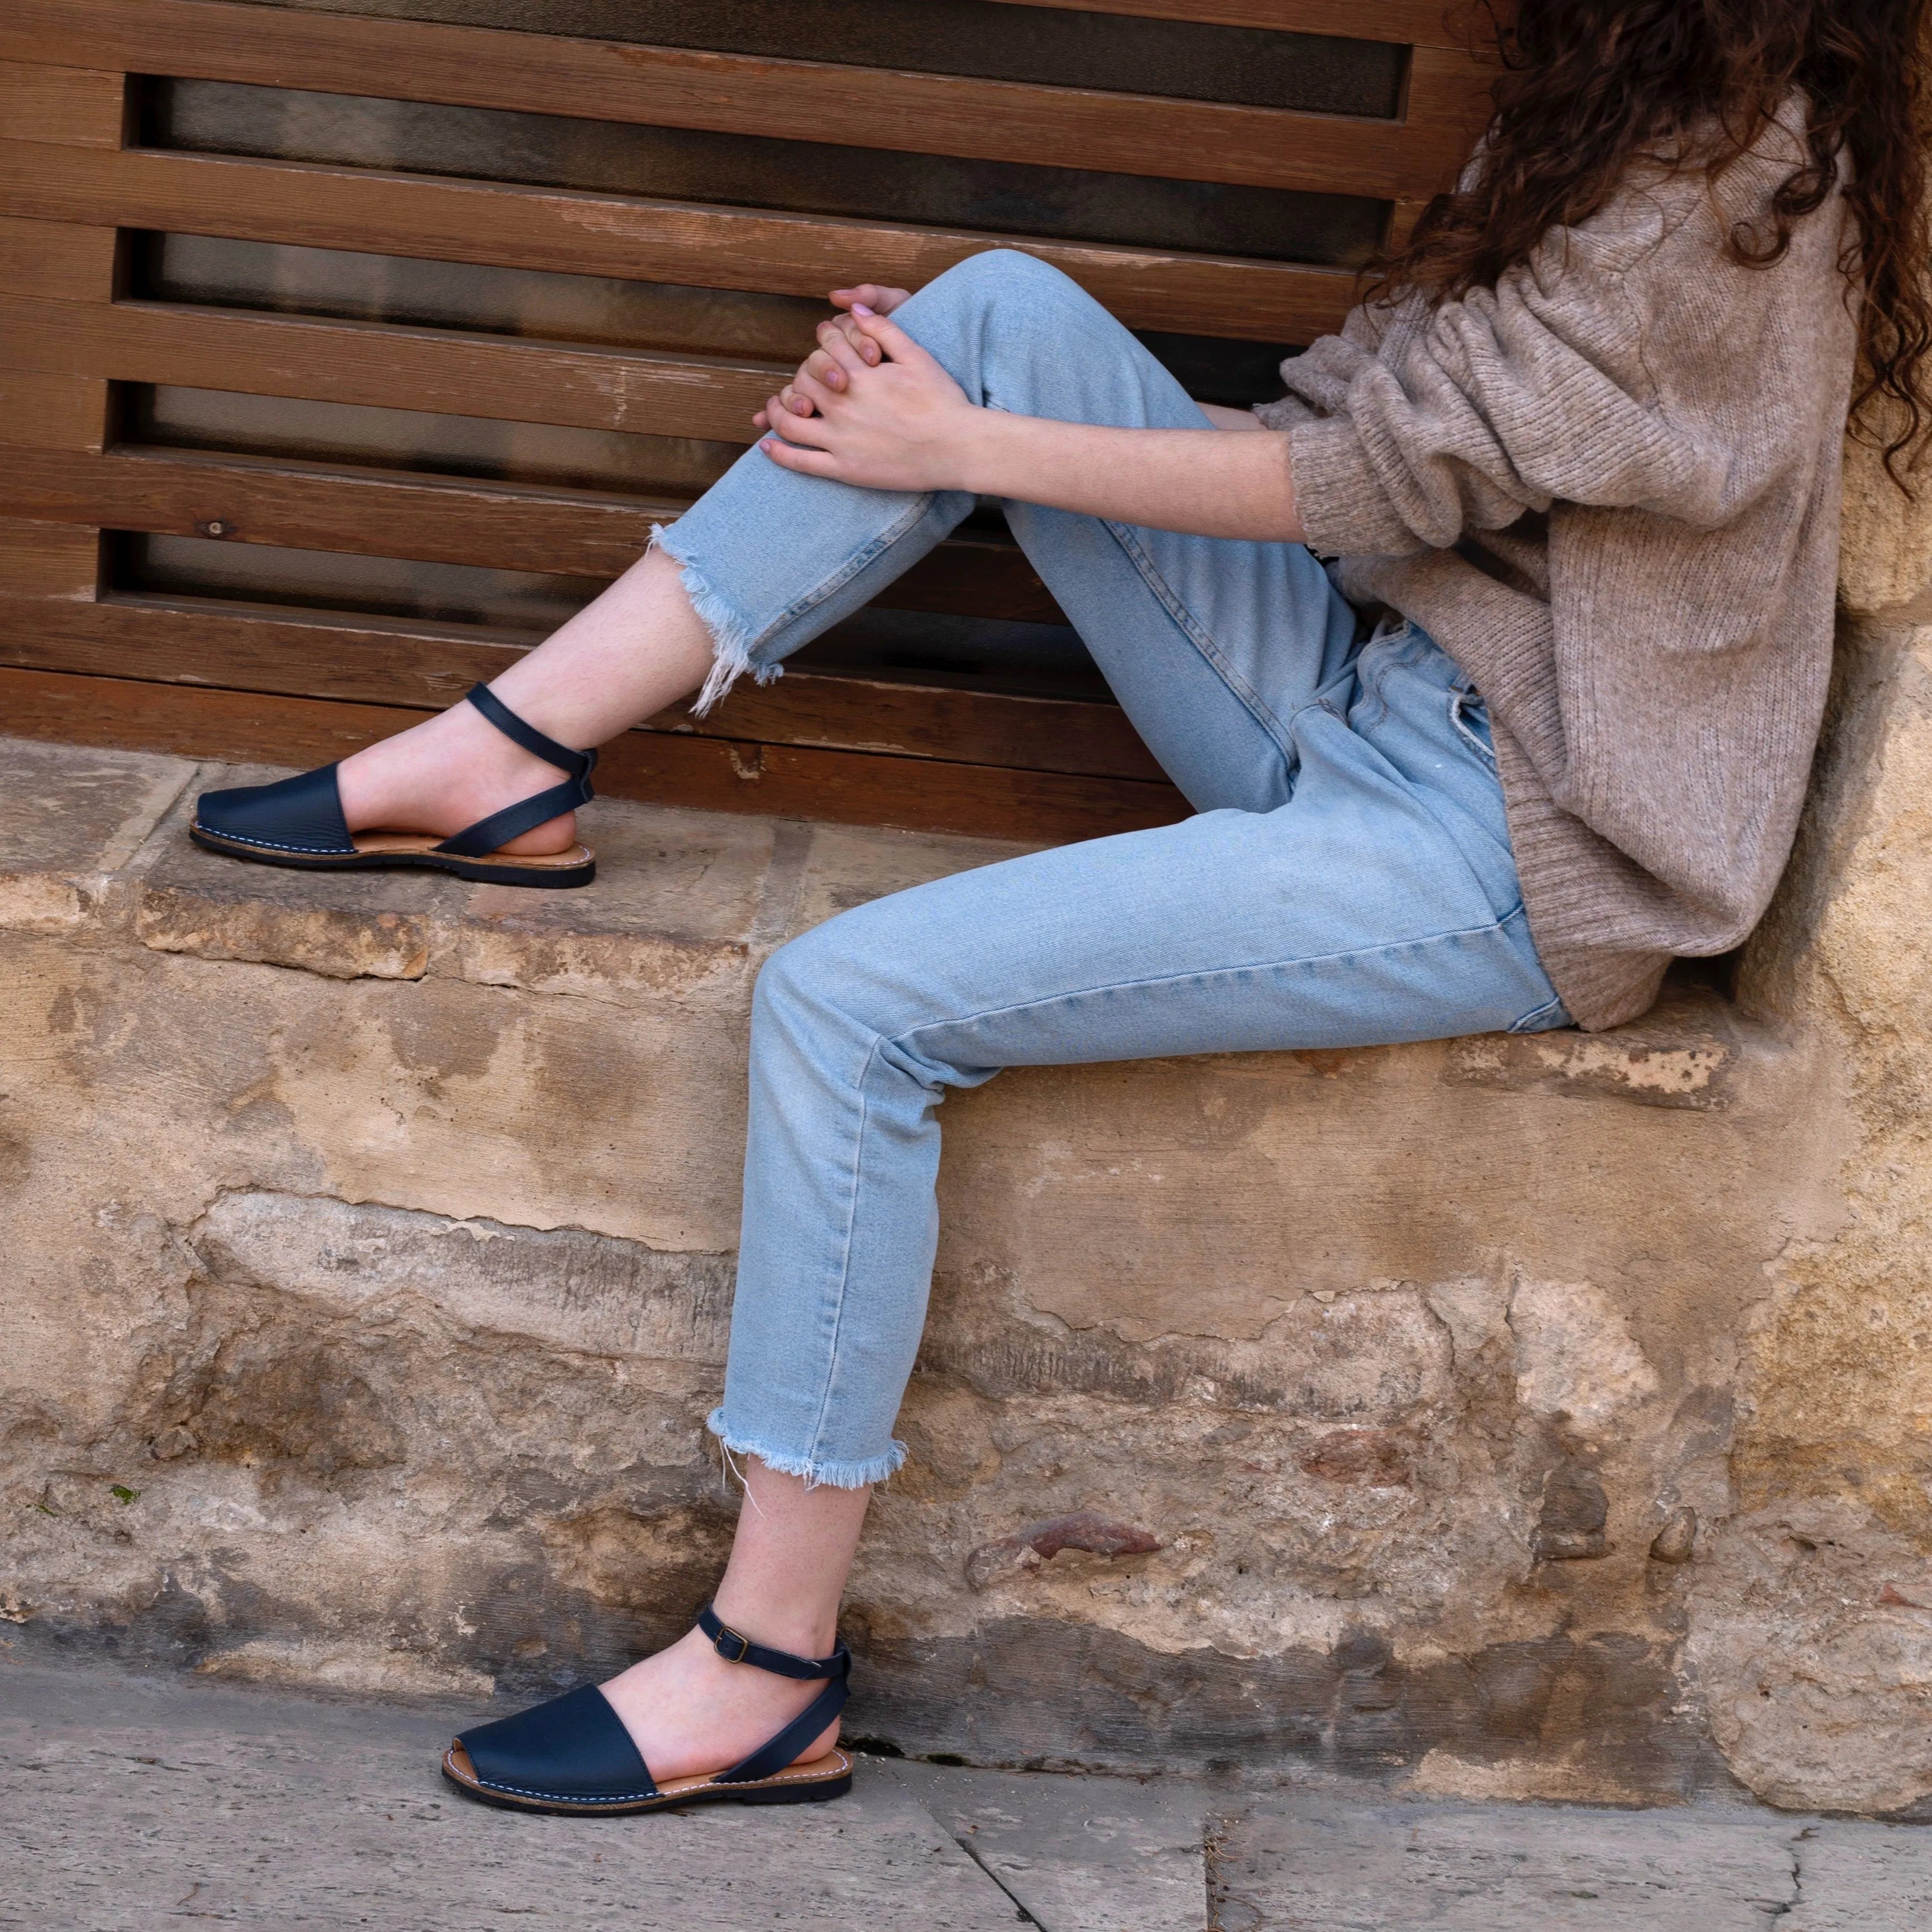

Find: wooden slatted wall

[0,0,1489,841]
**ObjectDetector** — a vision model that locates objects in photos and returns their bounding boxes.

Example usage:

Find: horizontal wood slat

[0,0,1480,203]
[0,142,1360,345]
[0,517,99,599]
[0,58,128,149]
[0,594,1163,782]
[0,293,783,441]
[0,366,111,452]
[991,1,1494,50]
[0,213,116,303]
[0,444,1064,624]
[0,657,1185,841]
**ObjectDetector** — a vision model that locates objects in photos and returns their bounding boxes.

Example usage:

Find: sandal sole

[440,1744,853,1815]
[190,822,595,890]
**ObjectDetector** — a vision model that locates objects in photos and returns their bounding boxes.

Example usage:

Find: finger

[753,407,769,431]
[763,396,834,448]
[831,284,912,315]
[777,382,815,418]
[811,324,870,380]
[759,434,841,478]
[790,365,843,414]
[849,309,931,368]
[822,313,882,367]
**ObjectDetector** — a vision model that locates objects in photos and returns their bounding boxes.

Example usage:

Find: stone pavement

[3,1656,1930,1929]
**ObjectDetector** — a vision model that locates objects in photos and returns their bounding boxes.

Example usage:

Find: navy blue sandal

[441,1603,854,1815]
[190,683,598,888]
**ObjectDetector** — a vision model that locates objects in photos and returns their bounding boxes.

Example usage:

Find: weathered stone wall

[0,694,1914,1809]
[1682,487,1932,1815]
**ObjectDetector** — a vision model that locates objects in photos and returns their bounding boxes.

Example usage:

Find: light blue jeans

[659,250,1568,1488]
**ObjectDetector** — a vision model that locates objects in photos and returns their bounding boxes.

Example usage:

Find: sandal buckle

[711,1623,753,1664]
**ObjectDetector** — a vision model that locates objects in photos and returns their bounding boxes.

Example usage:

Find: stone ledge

[0,735,1040,1002]
[0,733,1767,1095]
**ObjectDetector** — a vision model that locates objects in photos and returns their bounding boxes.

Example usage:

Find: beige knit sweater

[1258,103,1859,1030]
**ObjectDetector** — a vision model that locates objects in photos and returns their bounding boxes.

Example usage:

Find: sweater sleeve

[1279,155,1833,561]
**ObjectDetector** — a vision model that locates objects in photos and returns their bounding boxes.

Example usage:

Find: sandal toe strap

[195,764,355,854]
[457,1682,659,1804]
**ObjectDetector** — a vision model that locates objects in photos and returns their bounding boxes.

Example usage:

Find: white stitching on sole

[197,827,587,868]
[450,1750,851,1807]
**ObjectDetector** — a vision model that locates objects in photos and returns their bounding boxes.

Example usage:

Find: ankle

[708,1594,839,1662]
[336,702,563,835]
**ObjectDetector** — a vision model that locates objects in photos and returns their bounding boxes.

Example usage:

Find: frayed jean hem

[706,1408,906,1490]
[651,523,783,716]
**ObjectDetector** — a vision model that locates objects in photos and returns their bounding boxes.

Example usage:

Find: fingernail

[852,303,874,317]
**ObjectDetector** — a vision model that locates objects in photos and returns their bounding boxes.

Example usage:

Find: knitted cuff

[1286,415,1420,558]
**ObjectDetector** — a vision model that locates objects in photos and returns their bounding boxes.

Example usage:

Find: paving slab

[1783,1819,1932,1930]
[0,737,193,932]
[1204,1791,1807,1931]
[9,1647,1932,1931]
[882,1756,1207,1930]
[0,1660,1024,1931]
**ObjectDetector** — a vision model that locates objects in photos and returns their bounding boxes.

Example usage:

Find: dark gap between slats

[216,0,1407,116]
[144,80,1386,271]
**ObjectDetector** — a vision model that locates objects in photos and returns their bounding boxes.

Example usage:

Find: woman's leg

[647,632,1560,1764]
[714,627,1565,1495]
[334,547,716,853]
[595,1461,868,1781]
[334,247,1355,849]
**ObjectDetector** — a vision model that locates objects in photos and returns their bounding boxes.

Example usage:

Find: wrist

[950,405,1025,498]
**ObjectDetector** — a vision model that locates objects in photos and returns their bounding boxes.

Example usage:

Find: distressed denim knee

[653,243,1214,718]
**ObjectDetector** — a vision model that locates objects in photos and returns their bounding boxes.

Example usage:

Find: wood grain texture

[1404,45,1498,169]
[0,141,1360,344]
[0,517,99,599]
[0,592,1158,780]
[0,657,1186,840]
[0,292,784,440]
[0,0,1476,202]
[0,444,1064,622]
[0,367,111,453]
[0,58,128,149]
[986,1,1496,50]
[0,214,116,303]
[595,729,1185,839]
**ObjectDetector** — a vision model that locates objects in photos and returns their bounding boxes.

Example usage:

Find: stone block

[0,735,192,934]
[1206,1791,1806,1929]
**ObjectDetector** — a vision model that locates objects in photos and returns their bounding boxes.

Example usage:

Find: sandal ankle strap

[432,683,600,860]
[463,683,597,792]
[696,1601,851,1682]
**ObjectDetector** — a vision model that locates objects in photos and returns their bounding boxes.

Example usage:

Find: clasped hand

[753,284,988,494]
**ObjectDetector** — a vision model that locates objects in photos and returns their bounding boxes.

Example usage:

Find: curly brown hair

[1373,0,1932,484]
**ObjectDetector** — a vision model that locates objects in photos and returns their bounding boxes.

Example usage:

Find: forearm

[956,412,1305,543]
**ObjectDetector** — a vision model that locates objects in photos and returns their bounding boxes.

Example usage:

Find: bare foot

[598,1625,840,1783]
[334,699,579,857]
